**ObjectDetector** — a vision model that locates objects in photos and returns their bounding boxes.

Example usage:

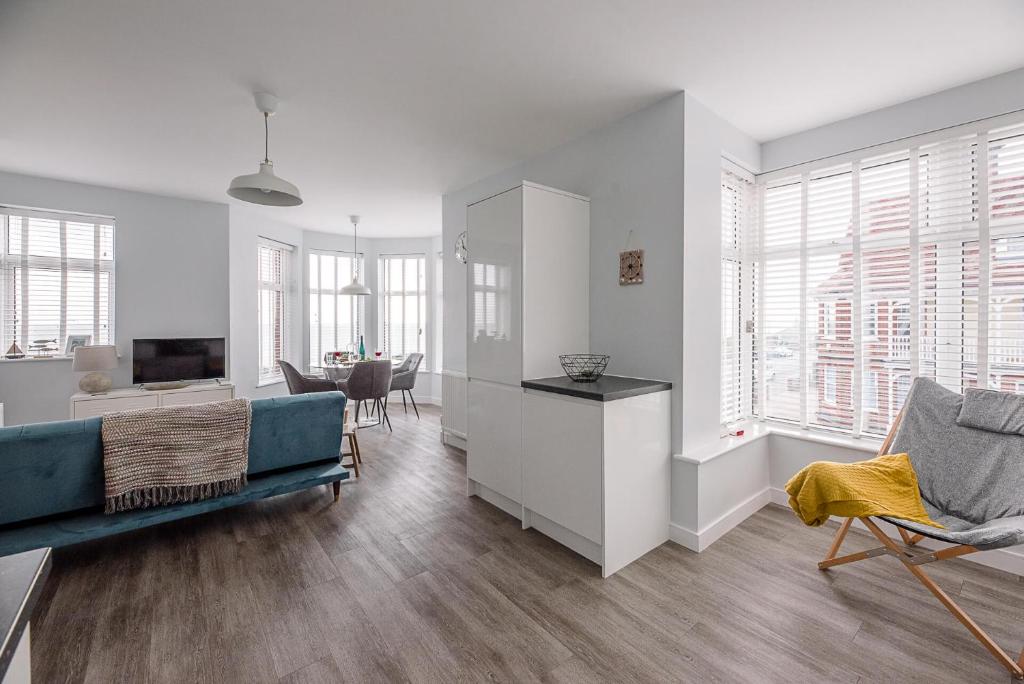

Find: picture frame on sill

[65,334,92,355]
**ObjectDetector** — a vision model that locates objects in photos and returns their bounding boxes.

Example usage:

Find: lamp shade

[72,345,118,372]
[227,162,303,207]
[339,277,371,296]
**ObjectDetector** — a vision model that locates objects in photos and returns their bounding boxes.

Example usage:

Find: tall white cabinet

[466,182,590,516]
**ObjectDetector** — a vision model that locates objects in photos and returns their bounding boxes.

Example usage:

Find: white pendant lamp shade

[228,161,302,206]
[339,278,372,296]
[340,214,371,296]
[227,93,302,207]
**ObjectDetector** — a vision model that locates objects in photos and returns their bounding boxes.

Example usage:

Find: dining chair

[388,352,424,419]
[337,360,393,431]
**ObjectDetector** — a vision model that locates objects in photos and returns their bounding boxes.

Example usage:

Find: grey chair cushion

[882,502,1024,550]
[958,387,1024,435]
[886,377,1024,549]
[390,353,424,392]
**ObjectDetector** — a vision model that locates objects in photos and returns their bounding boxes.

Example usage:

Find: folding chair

[818,377,1024,679]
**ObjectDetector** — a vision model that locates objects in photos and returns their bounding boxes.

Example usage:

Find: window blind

[720,166,754,428]
[258,240,291,383]
[379,254,426,358]
[1,206,114,355]
[308,250,363,367]
[743,111,1024,439]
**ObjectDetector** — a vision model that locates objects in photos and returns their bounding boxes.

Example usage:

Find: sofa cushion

[0,417,104,526]
[246,392,346,475]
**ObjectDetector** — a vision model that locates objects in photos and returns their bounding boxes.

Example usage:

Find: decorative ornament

[455,231,468,264]
[619,249,644,285]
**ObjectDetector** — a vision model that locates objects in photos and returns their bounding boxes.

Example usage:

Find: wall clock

[455,231,468,264]
[619,249,644,285]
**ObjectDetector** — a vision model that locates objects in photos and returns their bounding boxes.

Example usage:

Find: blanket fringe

[105,473,248,514]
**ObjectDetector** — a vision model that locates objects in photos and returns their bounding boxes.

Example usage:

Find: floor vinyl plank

[27,405,1024,683]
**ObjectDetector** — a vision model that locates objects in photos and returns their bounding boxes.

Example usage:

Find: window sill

[677,420,883,465]
[0,355,74,363]
[256,378,285,388]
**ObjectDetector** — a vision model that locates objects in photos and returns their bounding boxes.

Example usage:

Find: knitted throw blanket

[101,398,252,514]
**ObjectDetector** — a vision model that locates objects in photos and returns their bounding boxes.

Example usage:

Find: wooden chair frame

[818,410,1024,679]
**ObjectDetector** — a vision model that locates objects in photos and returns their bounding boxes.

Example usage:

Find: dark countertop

[0,548,51,679]
[521,375,672,402]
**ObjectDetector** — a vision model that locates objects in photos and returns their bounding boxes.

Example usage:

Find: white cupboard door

[74,394,159,419]
[522,185,590,380]
[466,379,523,504]
[467,186,523,386]
[522,391,603,544]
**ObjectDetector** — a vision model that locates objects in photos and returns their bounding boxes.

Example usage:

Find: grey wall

[762,66,1024,172]
[443,93,687,451]
[0,170,229,425]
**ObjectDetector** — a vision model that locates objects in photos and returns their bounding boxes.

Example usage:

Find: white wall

[762,66,1024,172]
[0,170,229,425]
[444,92,687,451]
[228,206,304,401]
[681,93,761,454]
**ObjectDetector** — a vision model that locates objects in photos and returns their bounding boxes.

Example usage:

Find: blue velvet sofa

[0,392,349,556]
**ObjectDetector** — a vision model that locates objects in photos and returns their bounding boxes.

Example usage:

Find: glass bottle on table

[358,335,365,360]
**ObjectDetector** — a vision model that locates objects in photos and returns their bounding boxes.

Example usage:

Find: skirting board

[767,487,1024,577]
[442,430,467,451]
[467,479,521,520]
[669,488,771,553]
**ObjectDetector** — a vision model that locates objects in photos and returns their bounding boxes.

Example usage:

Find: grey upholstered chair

[388,352,424,419]
[337,360,393,431]
[279,361,342,395]
[812,377,1024,678]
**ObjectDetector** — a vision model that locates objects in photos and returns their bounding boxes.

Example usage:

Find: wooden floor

[32,404,1024,683]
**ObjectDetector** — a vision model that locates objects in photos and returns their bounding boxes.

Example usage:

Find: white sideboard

[70,382,235,419]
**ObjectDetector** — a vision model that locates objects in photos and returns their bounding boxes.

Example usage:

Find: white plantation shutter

[746,111,1024,439]
[308,250,363,368]
[257,240,292,383]
[1,206,114,354]
[987,122,1024,390]
[378,254,426,358]
[760,179,803,423]
[720,166,754,427]
[860,151,912,434]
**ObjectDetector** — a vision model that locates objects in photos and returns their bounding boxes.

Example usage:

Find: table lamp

[72,345,118,394]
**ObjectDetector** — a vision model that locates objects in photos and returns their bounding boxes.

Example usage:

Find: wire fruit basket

[559,354,610,383]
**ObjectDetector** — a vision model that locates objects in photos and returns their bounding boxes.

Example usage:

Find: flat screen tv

[132,338,226,384]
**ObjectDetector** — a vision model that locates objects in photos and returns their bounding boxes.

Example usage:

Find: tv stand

[141,381,190,391]
[70,382,235,419]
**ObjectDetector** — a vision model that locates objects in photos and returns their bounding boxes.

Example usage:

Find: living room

[3,1,1024,682]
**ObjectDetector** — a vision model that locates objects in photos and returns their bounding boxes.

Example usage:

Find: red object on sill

[729,429,745,437]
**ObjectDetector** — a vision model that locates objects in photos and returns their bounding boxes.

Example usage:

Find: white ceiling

[2,1,1023,237]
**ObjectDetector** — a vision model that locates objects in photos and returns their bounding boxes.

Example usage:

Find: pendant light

[340,214,371,296]
[227,92,303,206]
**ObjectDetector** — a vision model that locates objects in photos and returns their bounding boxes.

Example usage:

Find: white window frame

[378,253,427,359]
[1,206,115,357]
[308,249,364,369]
[748,111,1024,440]
[863,370,879,411]
[257,238,292,385]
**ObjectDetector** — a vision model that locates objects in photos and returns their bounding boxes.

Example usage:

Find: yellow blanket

[785,453,944,528]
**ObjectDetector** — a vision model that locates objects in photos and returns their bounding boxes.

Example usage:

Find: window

[257,240,291,383]
[823,366,837,404]
[742,114,1024,439]
[309,251,363,367]
[1,206,114,355]
[434,251,443,370]
[863,371,879,411]
[721,165,755,428]
[379,254,426,358]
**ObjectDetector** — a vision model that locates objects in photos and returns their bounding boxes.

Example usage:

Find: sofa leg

[333,480,341,502]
